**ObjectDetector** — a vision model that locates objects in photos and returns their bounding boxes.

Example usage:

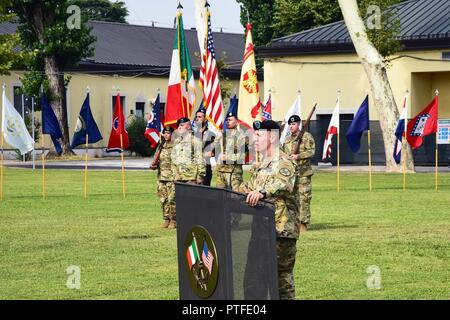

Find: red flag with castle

[237,23,261,128]
[406,95,438,149]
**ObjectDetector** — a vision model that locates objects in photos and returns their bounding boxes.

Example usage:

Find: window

[135,102,145,118]
[13,86,32,116]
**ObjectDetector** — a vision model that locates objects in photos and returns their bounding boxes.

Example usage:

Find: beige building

[259,0,450,164]
[1,21,264,156]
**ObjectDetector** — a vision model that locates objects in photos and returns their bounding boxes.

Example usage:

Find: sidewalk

[4,158,450,173]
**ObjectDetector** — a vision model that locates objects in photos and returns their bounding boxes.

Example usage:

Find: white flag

[194,0,207,56]
[280,95,301,145]
[322,98,340,160]
[2,88,34,155]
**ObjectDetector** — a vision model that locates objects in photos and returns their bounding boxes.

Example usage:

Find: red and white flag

[322,98,340,160]
[199,8,224,133]
[406,95,438,149]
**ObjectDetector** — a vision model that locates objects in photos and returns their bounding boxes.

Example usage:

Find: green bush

[126,116,155,157]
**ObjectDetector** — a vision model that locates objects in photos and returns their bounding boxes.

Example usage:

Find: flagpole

[32,97,35,170]
[368,129,372,191]
[42,133,46,199]
[403,91,409,191]
[176,4,187,119]
[21,94,25,163]
[84,87,90,199]
[1,84,5,201]
[435,89,439,191]
[337,90,341,192]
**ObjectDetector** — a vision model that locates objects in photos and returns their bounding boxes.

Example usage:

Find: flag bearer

[281,115,315,233]
[152,126,176,229]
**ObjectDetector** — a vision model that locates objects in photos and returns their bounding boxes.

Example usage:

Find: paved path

[4,158,450,173]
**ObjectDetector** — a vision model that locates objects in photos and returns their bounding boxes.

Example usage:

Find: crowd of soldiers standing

[151,107,315,300]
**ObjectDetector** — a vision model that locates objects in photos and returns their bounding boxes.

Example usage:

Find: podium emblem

[184,226,219,298]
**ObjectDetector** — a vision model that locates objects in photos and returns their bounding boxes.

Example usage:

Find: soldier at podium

[239,120,300,300]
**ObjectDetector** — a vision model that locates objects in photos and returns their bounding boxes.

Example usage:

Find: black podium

[176,183,279,300]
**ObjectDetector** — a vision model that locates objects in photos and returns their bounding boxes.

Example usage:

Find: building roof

[259,0,450,57]
[0,20,246,78]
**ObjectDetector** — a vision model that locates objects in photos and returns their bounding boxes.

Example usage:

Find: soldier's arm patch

[279,167,292,177]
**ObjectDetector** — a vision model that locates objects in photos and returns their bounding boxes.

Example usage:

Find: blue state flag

[71,93,103,149]
[346,95,370,153]
[223,95,238,133]
[41,95,63,155]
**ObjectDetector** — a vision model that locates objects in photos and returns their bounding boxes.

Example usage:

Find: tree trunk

[23,1,73,156]
[338,0,414,172]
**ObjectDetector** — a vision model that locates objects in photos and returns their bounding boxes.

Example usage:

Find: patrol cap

[162,126,174,133]
[177,117,190,126]
[253,120,281,131]
[288,115,301,125]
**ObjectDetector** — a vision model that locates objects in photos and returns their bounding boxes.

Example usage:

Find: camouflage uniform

[215,128,247,191]
[281,131,315,226]
[239,158,299,300]
[172,131,206,183]
[156,141,176,222]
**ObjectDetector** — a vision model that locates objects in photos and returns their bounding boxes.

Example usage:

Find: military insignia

[242,70,259,94]
[254,121,261,129]
[279,167,292,177]
[74,116,86,133]
[185,226,219,299]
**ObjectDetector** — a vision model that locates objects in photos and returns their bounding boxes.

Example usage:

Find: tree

[272,0,343,39]
[236,0,275,47]
[0,0,26,75]
[70,0,128,23]
[338,0,414,172]
[11,0,96,156]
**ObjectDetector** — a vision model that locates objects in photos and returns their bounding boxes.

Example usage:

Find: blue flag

[393,96,407,164]
[41,95,63,155]
[223,95,238,133]
[346,95,370,153]
[144,94,162,149]
[71,93,103,149]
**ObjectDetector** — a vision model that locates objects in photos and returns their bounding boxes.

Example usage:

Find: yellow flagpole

[337,90,341,192]
[1,120,4,202]
[1,83,5,201]
[435,89,439,191]
[42,134,46,199]
[84,133,89,199]
[368,130,372,191]
[120,133,126,198]
[435,131,438,191]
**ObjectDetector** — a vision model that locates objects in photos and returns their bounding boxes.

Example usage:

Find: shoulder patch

[279,167,293,177]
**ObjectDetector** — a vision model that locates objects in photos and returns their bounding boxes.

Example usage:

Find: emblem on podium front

[185,226,219,298]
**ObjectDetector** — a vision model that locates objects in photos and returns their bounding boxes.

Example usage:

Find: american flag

[201,241,214,274]
[199,10,224,131]
[144,94,162,149]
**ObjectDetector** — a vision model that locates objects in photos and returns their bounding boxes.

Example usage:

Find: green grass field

[0,167,449,300]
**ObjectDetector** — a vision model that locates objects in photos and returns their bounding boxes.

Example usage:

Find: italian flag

[186,239,199,270]
[165,12,196,127]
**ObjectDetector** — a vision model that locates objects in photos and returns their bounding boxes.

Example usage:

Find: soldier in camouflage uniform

[152,126,176,229]
[239,120,299,300]
[171,117,206,187]
[215,111,247,191]
[281,115,315,233]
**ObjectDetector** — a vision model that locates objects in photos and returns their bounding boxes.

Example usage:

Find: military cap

[197,107,207,115]
[226,110,237,119]
[177,117,190,126]
[162,126,174,133]
[288,115,301,125]
[253,120,281,131]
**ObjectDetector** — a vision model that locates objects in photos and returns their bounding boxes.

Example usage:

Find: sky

[122,0,244,34]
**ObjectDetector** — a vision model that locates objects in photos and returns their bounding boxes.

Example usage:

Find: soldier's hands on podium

[196,178,204,185]
[246,191,264,207]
